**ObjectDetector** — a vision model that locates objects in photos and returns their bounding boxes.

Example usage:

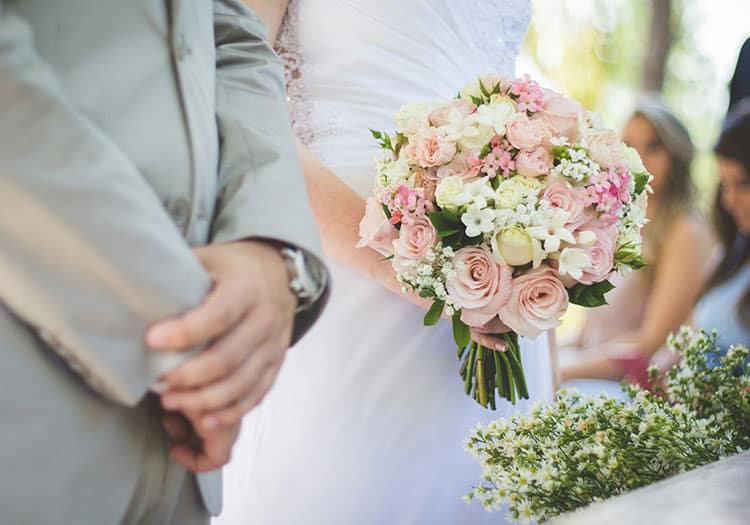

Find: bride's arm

[242,0,288,42]
[242,0,507,350]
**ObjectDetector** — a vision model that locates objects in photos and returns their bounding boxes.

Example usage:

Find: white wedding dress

[218,1,553,524]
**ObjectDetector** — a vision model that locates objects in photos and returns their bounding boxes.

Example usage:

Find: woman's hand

[470,317,512,352]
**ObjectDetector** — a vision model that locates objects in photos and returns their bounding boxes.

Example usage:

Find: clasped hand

[146,241,296,472]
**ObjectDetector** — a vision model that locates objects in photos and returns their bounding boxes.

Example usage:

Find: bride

[217,1,554,523]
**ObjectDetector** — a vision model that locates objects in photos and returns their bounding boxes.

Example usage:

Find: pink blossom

[506,112,544,150]
[583,164,633,225]
[516,147,553,178]
[357,196,399,256]
[381,184,432,226]
[510,74,545,113]
[478,139,516,179]
[447,246,513,327]
[579,226,617,285]
[543,177,586,229]
[498,266,569,339]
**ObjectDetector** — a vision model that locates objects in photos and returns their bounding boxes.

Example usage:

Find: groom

[0,1,327,524]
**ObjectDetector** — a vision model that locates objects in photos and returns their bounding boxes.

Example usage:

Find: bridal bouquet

[466,328,750,522]
[358,74,650,407]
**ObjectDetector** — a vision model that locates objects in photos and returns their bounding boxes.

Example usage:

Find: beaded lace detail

[275,0,532,145]
[469,0,532,75]
[275,0,314,145]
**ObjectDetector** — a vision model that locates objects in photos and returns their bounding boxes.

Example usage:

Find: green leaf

[634,171,651,195]
[423,300,445,326]
[419,288,436,299]
[479,143,493,159]
[428,209,463,238]
[369,129,383,140]
[568,280,616,308]
[376,254,394,263]
[479,77,491,98]
[381,203,392,220]
[452,312,471,349]
[627,256,647,270]
[471,95,485,106]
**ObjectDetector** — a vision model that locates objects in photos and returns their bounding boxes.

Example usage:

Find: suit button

[174,33,191,61]
[168,198,191,227]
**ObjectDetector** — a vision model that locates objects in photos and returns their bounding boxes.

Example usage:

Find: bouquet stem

[458,333,529,408]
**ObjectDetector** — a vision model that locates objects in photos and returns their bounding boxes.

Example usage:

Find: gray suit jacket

[0,0,324,521]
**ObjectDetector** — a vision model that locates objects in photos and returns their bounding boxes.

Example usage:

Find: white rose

[396,103,429,136]
[622,144,647,174]
[381,156,411,186]
[459,81,483,101]
[495,184,523,209]
[435,176,471,210]
[492,227,535,267]
[509,175,543,194]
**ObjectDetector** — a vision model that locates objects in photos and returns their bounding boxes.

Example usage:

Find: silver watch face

[282,248,324,309]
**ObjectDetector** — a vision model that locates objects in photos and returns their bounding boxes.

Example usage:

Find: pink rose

[480,75,512,95]
[392,215,437,274]
[498,266,569,339]
[515,147,553,178]
[540,89,583,142]
[506,113,544,150]
[436,150,481,181]
[447,247,513,327]
[412,128,457,168]
[579,226,617,285]
[543,177,586,229]
[413,169,439,202]
[586,130,624,168]
[429,99,475,127]
[357,196,399,256]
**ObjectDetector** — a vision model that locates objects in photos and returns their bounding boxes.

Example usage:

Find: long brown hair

[705,101,750,326]
[630,97,697,266]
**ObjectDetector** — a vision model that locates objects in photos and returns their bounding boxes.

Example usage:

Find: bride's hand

[470,318,511,352]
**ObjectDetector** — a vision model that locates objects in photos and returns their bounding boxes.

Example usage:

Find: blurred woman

[694,101,750,354]
[559,97,715,388]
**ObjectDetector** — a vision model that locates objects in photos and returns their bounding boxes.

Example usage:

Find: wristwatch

[279,246,327,313]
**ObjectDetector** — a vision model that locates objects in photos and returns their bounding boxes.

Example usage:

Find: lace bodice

[275,0,532,194]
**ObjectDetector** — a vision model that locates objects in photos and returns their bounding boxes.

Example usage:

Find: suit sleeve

[212,0,329,344]
[0,8,211,405]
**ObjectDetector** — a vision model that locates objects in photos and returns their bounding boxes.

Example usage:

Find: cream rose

[498,266,569,338]
[435,176,470,210]
[396,103,429,136]
[356,196,399,256]
[492,227,535,267]
[392,216,437,274]
[586,129,624,168]
[622,144,647,174]
[447,246,513,327]
[515,147,553,178]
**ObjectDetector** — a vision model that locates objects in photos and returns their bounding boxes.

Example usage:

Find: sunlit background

[517,0,749,338]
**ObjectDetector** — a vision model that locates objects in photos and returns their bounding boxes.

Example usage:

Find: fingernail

[147,326,171,348]
[496,343,506,352]
[152,380,169,394]
[162,396,179,410]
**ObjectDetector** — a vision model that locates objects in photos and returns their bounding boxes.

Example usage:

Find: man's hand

[147,241,296,433]
[161,411,241,472]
